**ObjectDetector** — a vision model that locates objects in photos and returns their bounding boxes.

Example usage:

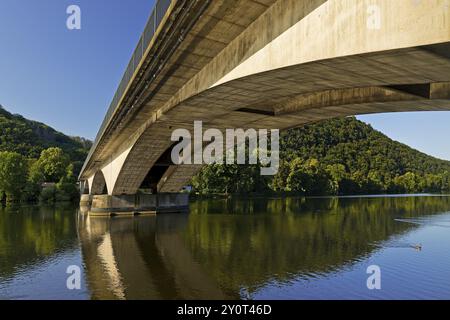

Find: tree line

[0,147,79,204]
[191,117,450,196]
[0,105,89,175]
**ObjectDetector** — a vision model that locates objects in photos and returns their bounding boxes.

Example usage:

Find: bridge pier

[80,194,93,208]
[84,193,189,217]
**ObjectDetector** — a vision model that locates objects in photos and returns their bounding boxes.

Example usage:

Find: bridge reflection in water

[78,213,230,299]
[77,196,450,300]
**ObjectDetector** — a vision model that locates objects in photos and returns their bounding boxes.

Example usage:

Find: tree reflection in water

[77,196,450,299]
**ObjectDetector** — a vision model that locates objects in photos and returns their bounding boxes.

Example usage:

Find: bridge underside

[90,44,450,197]
[80,0,450,214]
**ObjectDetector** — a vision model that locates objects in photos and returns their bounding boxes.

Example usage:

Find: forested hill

[192,117,450,195]
[0,105,91,174]
[281,117,450,177]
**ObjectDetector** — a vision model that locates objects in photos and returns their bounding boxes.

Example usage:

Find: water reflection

[78,214,230,299]
[1,196,450,299]
[0,205,78,279]
[77,196,450,299]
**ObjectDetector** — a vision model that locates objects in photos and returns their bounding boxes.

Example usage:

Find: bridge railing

[85,0,174,173]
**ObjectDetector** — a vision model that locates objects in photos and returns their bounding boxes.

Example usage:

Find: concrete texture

[89,193,189,216]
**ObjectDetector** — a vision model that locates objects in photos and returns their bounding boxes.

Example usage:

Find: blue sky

[0,1,449,160]
[0,0,155,139]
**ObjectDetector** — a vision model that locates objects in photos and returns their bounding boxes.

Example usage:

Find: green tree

[35,147,70,183]
[326,163,347,194]
[39,185,56,204]
[271,160,290,192]
[0,152,28,203]
[56,163,79,202]
[420,174,443,193]
[0,105,90,175]
[286,158,332,195]
[393,172,419,193]
[22,159,45,202]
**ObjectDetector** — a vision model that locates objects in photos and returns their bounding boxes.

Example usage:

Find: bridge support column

[87,193,189,217]
[79,194,93,214]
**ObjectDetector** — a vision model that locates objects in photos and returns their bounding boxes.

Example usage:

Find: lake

[1,195,450,300]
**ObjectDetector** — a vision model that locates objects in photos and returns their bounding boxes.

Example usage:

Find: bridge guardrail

[84,0,174,174]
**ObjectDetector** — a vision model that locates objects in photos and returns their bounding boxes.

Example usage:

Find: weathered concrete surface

[80,0,450,197]
[82,0,280,181]
[89,193,189,216]
[158,164,203,193]
[80,194,93,213]
[90,170,107,195]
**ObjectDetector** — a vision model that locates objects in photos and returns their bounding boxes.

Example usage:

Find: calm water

[1,195,450,300]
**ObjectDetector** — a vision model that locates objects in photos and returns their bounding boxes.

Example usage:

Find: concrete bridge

[79,0,450,215]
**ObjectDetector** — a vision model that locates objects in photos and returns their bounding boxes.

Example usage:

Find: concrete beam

[101,146,132,195]
[158,164,203,193]
[214,0,450,86]
[274,86,423,115]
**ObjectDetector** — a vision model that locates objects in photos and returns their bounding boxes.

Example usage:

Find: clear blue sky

[357,112,450,161]
[0,0,155,139]
[0,1,449,160]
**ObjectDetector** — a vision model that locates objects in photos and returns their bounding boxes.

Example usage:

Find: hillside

[192,117,450,195]
[280,117,450,177]
[0,105,91,174]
